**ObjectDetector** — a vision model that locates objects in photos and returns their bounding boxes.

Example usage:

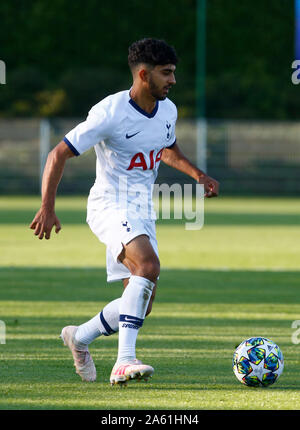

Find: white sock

[117,275,154,364]
[74,298,121,345]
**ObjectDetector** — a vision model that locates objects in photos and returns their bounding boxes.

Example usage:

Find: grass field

[0,195,300,410]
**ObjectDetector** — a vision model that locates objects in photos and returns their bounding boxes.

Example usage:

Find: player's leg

[63,276,157,383]
[122,277,157,317]
[71,277,156,350]
[119,234,160,282]
[60,236,158,383]
[110,234,159,385]
[74,297,120,343]
[71,208,158,384]
[60,298,121,382]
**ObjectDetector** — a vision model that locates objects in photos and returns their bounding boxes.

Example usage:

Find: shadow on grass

[1,316,294,338]
[0,267,300,304]
[0,353,295,390]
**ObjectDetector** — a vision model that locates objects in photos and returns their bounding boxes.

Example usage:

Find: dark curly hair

[128,38,178,70]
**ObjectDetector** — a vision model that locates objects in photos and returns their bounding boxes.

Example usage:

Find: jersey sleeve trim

[63,137,80,156]
[166,138,176,149]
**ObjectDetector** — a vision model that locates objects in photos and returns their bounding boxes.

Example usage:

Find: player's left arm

[161,142,219,198]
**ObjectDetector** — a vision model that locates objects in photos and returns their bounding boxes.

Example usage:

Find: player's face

[148,64,176,100]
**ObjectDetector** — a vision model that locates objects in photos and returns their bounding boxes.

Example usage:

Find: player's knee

[139,258,160,282]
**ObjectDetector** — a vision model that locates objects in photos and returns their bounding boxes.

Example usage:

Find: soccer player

[30,38,219,386]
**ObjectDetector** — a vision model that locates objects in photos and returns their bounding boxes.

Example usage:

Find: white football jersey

[64,89,177,219]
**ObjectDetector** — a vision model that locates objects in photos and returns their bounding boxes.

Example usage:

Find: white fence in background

[1,118,300,195]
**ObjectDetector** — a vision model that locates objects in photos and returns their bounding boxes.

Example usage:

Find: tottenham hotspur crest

[166,121,172,141]
[122,220,131,232]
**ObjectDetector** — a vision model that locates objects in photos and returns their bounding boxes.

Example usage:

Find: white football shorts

[86,205,159,283]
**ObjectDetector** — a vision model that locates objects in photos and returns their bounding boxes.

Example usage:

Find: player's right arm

[30,97,115,240]
[30,141,75,240]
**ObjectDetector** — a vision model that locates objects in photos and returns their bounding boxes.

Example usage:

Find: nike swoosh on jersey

[126,131,141,139]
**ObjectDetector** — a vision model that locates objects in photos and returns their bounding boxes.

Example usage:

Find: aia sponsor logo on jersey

[127,148,164,171]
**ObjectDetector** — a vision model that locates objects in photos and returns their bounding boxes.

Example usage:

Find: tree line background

[0,0,297,119]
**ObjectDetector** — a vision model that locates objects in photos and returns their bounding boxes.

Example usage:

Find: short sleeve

[165,102,177,148]
[64,104,113,156]
[166,138,176,149]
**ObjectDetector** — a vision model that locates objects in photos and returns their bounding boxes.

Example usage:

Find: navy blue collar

[129,97,159,118]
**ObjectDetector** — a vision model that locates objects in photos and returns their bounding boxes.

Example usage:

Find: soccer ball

[232,337,284,387]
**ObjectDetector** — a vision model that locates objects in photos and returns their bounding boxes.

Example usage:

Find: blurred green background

[1,0,300,196]
[0,0,296,119]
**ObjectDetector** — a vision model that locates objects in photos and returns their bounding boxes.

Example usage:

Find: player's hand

[197,174,219,198]
[30,208,61,240]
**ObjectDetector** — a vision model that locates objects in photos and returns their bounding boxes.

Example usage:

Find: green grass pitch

[0,195,300,409]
